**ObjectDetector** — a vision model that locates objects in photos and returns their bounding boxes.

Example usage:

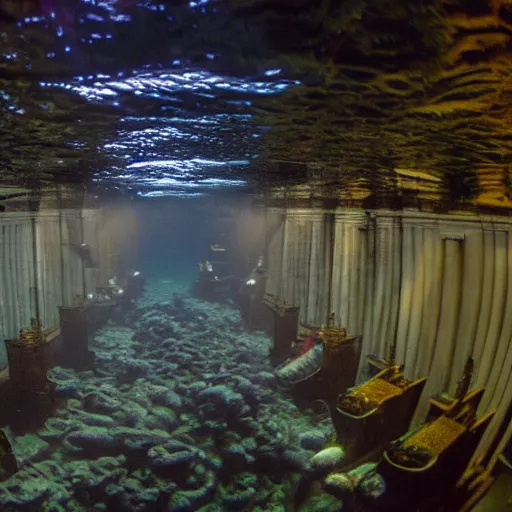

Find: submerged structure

[0,0,511,509]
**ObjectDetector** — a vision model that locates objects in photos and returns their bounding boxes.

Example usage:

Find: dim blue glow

[86,13,105,22]
[138,191,205,198]
[65,46,71,52]
[57,26,63,37]
[41,69,299,105]
[97,88,118,96]
[264,68,282,76]
[127,158,249,169]
[110,14,132,22]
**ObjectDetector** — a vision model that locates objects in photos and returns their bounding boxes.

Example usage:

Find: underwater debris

[275,344,323,385]
[311,446,345,472]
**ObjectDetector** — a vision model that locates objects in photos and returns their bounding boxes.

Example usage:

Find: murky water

[1,0,512,510]
[0,187,510,511]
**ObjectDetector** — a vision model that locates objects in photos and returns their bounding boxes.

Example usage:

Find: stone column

[280,209,313,317]
[411,221,444,424]
[36,211,62,329]
[370,212,402,363]
[264,208,285,297]
[394,224,414,365]
[479,231,512,413]
[472,228,496,370]
[448,227,485,394]
[305,210,333,326]
[476,230,508,389]
[60,210,85,306]
[330,209,366,333]
[358,217,376,382]
[429,235,464,392]
[403,224,425,373]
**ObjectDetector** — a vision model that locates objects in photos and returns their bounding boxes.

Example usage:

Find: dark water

[0,0,511,510]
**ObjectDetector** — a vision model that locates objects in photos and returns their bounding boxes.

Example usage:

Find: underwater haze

[1,0,512,510]
[0,190,342,512]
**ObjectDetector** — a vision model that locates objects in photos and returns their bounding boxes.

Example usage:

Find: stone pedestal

[5,336,51,393]
[320,331,362,407]
[377,390,494,512]
[333,365,426,468]
[238,274,269,331]
[58,306,95,370]
[3,329,57,432]
[263,294,299,365]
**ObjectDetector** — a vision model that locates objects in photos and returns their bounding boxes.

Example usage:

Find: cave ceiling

[0,0,511,204]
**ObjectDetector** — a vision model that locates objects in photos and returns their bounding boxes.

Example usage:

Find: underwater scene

[1,0,512,510]
[0,189,511,512]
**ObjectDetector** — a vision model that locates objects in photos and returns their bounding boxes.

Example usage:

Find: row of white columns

[0,209,106,368]
[265,207,512,469]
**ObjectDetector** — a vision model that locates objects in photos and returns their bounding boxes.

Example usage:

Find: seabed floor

[0,279,339,512]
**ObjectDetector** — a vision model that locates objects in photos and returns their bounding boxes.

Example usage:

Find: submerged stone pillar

[58,306,95,370]
[320,331,362,408]
[264,294,299,365]
[3,327,57,432]
[5,333,51,393]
